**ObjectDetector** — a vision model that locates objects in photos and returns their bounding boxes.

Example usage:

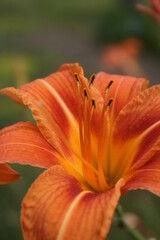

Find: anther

[106,98,113,110]
[89,74,96,87]
[91,98,96,109]
[83,88,88,100]
[105,80,114,93]
[74,73,80,85]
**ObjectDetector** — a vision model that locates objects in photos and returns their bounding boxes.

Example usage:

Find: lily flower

[101,38,143,76]
[136,0,160,25]
[0,63,160,240]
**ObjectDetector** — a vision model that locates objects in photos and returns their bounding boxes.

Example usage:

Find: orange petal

[111,85,160,176]
[113,85,160,143]
[130,122,160,170]
[122,152,160,196]
[0,163,20,184]
[0,63,87,160]
[93,72,148,121]
[123,170,160,196]
[0,121,59,168]
[21,165,123,240]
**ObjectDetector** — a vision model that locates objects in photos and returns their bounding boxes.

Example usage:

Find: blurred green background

[0,0,160,239]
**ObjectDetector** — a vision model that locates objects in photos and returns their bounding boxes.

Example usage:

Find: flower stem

[115,205,146,240]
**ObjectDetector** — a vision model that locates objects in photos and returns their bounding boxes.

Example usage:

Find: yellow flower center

[59,73,147,193]
[55,72,158,194]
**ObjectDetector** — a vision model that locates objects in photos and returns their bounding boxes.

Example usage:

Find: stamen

[97,109,110,191]
[106,98,113,110]
[90,98,96,123]
[100,98,114,185]
[82,86,100,190]
[103,81,113,115]
[83,88,88,100]
[102,99,113,178]
[74,74,99,190]
[91,98,96,109]
[74,73,81,86]
[105,80,114,93]
[74,73,84,157]
[97,96,114,190]
[83,92,89,159]
[89,74,96,87]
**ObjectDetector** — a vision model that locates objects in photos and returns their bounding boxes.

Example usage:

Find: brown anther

[106,98,113,110]
[83,88,88,100]
[105,80,114,93]
[74,73,80,85]
[91,98,96,109]
[89,74,96,87]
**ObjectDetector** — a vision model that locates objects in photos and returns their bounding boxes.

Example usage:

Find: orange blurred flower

[136,0,160,25]
[0,63,160,240]
[101,38,143,76]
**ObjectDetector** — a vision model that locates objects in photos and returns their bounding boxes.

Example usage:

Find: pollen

[74,73,81,86]
[91,98,96,109]
[89,74,96,87]
[83,88,88,99]
[106,98,113,109]
[105,80,114,93]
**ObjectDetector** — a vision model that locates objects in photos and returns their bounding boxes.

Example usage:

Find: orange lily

[101,38,143,76]
[0,63,160,240]
[136,0,160,25]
